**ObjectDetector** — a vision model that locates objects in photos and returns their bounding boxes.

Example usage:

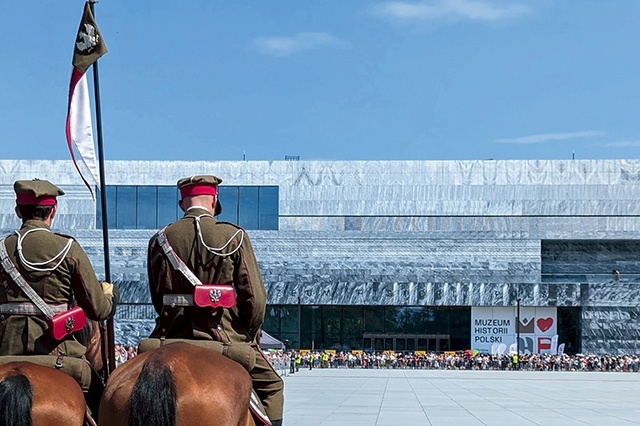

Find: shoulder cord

[14,228,73,272]
[0,239,56,318]
[185,214,244,258]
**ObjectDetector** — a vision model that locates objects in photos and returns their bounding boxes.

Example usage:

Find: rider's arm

[232,232,266,338]
[69,241,114,321]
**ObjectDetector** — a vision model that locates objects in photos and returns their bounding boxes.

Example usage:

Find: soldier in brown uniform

[147,175,284,426]
[0,179,118,407]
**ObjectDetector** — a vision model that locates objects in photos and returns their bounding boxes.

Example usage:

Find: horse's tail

[128,358,176,426]
[0,373,33,426]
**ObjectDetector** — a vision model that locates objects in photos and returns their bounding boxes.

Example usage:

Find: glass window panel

[343,336,362,351]
[96,189,102,229]
[406,338,416,352]
[325,336,342,350]
[384,307,406,334]
[384,338,394,351]
[263,306,281,335]
[217,186,238,224]
[102,186,117,229]
[322,306,342,338]
[363,338,373,352]
[396,338,406,352]
[116,186,136,229]
[279,333,299,351]
[374,338,384,351]
[364,306,384,333]
[238,187,259,229]
[301,335,314,350]
[427,307,450,335]
[428,339,437,351]
[342,306,363,337]
[450,307,471,343]
[558,307,581,355]
[301,306,321,334]
[96,188,104,229]
[259,186,279,230]
[136,186,157,229]
[280,306,299,334]
[450,338,469,352]
[405,307,429,334]
[439,339,450,352]
[157,186,179,226]
[417,339,427,351]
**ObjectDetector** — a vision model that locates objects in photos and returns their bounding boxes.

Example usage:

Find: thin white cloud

[596,140,640,148]
[495,131,605,144]
[254,32,348,57]
[371,0,530,22]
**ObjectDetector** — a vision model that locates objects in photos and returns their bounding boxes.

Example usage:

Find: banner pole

[88,0,116,377]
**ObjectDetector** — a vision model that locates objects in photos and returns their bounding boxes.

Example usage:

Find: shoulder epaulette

[216,221,246,231]
[53,232,77,242]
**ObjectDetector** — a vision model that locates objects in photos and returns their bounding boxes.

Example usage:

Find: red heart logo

[537,317,553,333]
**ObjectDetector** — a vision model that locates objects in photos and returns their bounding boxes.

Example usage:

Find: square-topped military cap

[14,179,64,206]
[177,175,223,199]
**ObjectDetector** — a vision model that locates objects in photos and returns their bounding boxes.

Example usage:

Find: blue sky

[2,0,640,161]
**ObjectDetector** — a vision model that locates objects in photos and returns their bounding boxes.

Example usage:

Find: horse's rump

[0,362,86,426]
[100,342,255,426]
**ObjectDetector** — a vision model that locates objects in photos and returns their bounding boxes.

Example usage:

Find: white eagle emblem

[76,23,100,52]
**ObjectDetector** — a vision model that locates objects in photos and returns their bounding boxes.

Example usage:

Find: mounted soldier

[0,179,119,421]
[146,175,284,425]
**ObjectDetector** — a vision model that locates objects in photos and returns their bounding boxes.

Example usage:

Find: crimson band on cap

[179,184,218,199]
[16,194,57,206]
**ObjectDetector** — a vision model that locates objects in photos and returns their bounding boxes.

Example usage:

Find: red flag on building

[65,2,107,195]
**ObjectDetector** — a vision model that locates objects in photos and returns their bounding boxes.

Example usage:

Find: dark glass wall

[265,305,472,352]
[97,185,278,230]
[557,307,582,355]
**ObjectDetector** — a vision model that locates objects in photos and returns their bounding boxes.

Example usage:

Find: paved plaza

[281,368,640,426]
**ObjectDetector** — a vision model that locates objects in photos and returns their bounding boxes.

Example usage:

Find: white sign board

[471,306,557,354]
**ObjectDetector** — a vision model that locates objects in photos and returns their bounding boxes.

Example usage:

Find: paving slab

[281,369,640,426]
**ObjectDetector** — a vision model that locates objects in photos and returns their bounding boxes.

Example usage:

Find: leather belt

[0,303,68,315]
[163,294,194,307]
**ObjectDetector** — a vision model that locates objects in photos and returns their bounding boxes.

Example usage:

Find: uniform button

[163,311,168,316]
[217,326,222,331]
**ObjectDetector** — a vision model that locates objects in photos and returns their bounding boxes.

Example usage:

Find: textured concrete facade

[1,159,639,353]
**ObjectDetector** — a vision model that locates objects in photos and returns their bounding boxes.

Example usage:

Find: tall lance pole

[89,0,116,377]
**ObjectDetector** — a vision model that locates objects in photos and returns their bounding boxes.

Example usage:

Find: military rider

[0,179,119,412]
[147,175,284,426]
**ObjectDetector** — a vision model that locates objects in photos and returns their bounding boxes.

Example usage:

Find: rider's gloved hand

[101,281,120,317]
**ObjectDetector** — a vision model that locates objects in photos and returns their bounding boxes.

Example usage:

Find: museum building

[1,159,639,355]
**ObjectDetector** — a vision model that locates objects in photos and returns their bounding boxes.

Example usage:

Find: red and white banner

[65,2,107,196]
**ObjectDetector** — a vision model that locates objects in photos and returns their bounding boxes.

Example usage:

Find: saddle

[0,355,92,390]
[138,338,255,371]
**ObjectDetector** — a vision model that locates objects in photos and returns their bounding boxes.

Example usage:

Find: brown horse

[0,362,87,426]
[0,318,105,426]
[98,342,256,426]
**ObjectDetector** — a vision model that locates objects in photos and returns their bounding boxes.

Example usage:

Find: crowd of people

[262,350,640,373]
[114,344,138,366]
[115,344,640,374]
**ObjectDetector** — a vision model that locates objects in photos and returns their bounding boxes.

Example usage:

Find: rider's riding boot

[84,368,105,419]
[271,420,283,426]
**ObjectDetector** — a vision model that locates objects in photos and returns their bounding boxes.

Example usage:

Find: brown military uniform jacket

[148,207,267,344]
[0,220,114,359]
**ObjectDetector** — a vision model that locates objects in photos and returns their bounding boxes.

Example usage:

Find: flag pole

[88,0,116,377]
